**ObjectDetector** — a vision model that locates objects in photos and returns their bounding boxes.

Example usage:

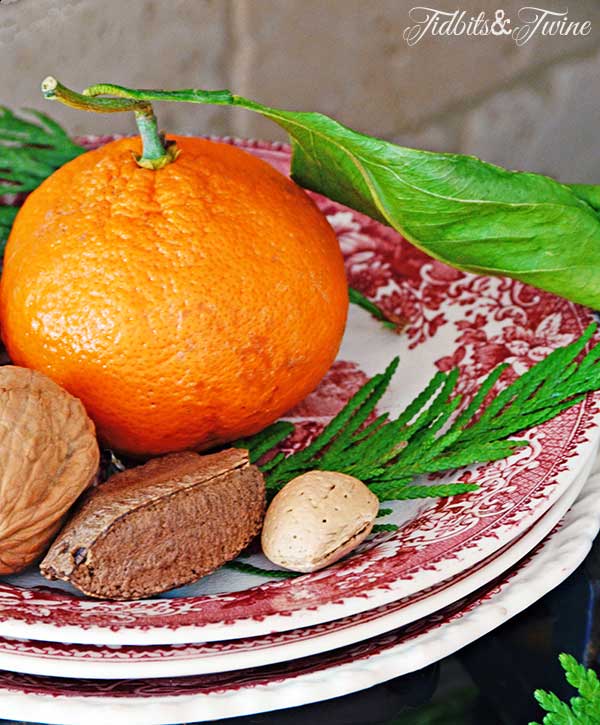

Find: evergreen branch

[240,324,600,506]
[223,560,300,579]
[0,107,84,249]
[348,287,399,331]
[531,654,600,724]
[450,363,508,432]
[472,325,595,432]
[0,207,18,248]
[261,452,287,479]
[370,482,479,501]
[371,523,398,532]
[229,323,600,578]
[233,421,294,464]
[373,439,527,482]
[351,413,390,443]
[271,357,399,483]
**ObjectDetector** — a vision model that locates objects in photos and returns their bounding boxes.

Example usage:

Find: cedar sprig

[0,106,84,192]
[234,421,295,464]
[224,560,301,579]
[241,323,600,504]
[531,654,600,724]
[348,287,399,331]
[0,107,84,247]
[0,207,18,249]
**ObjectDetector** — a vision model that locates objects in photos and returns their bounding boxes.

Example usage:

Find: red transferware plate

[0,138,598,645]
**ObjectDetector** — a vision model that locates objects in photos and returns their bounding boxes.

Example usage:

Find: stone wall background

[2,0,600,182]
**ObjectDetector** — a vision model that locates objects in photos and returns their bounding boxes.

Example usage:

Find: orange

[0,136,348,456]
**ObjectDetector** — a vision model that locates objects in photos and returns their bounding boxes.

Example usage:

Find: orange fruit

[0,136,348,456]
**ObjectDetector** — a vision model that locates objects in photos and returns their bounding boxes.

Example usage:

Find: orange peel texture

[0,137,348,456]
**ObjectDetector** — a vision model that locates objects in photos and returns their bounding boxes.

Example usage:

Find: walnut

[0,366,99,574]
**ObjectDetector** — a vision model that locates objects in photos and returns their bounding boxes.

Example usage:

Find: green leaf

[569,184,600,213]
[101,86,600,310]
[234,99,600,309]
[34,83,600,308]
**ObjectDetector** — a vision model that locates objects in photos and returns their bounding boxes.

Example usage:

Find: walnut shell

[0,366,99,574]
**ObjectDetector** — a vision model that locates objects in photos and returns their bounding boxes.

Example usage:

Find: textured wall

[2,0,600,181]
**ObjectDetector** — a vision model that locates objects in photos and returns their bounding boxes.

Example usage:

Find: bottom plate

[0,444,594,681]
[0,456,599,724]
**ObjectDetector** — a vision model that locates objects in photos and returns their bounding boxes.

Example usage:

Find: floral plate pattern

[0,138,598,646]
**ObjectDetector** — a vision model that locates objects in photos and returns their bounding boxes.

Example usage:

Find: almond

[261,470,379,573]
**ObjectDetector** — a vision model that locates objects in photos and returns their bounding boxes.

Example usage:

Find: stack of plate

[0,140,599,724]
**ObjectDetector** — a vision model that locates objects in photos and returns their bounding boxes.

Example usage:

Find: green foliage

[234,421,295,464]
[238,99,600,310]
[0,207,17,248]
[240,324,600,505]
[223,560,300,579]
[348,287,398,331]
[531,654,600,725]
[371,523,398,533]
[0,106,84,250]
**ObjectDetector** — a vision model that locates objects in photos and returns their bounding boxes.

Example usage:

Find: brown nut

[0,366,99,574]
[261,470,379,573]
[41,448,265,600]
